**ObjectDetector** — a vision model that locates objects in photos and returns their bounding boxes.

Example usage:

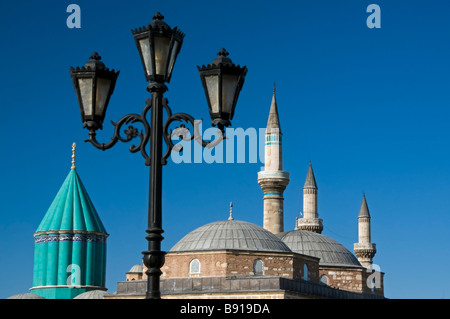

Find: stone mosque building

[8,90,384,299]
[112,90,384,299]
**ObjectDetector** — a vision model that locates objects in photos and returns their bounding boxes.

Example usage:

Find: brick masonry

[125,250,383,298]
[319,267,384,296]
[109,276,384,299]
[159,250,320,282]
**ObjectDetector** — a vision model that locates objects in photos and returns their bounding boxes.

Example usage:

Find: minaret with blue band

[258,87,289,234]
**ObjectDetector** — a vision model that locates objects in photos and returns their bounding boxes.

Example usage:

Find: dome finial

[71,143,76,169]
[228,202,234,220]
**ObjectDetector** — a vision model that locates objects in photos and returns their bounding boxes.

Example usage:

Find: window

[189,259,200,276]
[319,275,329,286]
[253,259,264,275]
[303,264,309,281]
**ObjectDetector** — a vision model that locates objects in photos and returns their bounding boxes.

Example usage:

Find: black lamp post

[70,12,247,299]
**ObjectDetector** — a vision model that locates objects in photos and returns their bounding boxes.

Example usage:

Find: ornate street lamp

[70,52,119,130]
[132,12,184,83]
[69,12,247,299]
[198,48,247,131]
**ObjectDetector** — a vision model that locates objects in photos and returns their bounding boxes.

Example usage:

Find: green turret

[30,143,108,299]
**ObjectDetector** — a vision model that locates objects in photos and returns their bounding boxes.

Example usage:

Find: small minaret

[296,162,323,233]
[258,87,289,234]
[353,194,376,268]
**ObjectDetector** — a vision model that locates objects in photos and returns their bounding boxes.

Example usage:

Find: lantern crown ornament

[85,52,105,68]
[70,52,120,131]
[132,12,185,83]
[212,48,234,65]
[198,49,248,130]
[149,12,170,29]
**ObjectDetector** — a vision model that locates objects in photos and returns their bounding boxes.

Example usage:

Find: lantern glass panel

[205,75,219,113]
[154,35,171,76]
[95,77,112,117]
[78,78,93,116]
[167,40,180,79]
[221,74,239,114]
[139,38,153,77]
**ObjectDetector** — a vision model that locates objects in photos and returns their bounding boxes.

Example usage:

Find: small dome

[128,264,143,273]
[73,290,112,299]
[7,293,45,299]
[170,219,291,253]
[277,230,361,267]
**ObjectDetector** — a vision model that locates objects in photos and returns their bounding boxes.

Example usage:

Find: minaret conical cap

[303,162,318,189]
[266,86,281,134]
[359,194,370,218]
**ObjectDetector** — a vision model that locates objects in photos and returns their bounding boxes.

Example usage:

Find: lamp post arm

[84,101,152,164]
[161,98,225,165]
[84,95,226,167]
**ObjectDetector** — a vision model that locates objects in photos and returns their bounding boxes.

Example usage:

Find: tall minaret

[353,194,377,268]
[296,162,323,233]
[258,87,289,234]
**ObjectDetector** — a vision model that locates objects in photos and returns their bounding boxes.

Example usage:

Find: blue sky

[1,0,449,299]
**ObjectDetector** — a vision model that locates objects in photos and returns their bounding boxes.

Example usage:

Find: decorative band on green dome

[34,233,107,244]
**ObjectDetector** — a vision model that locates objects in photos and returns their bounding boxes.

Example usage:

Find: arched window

[319,274,329,286]
[253,259,264,275]
[303,264,309,281]
[189,259,200,276]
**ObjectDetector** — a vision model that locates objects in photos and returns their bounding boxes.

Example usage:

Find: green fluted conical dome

[31,149,108,299]
[35,168,107,234]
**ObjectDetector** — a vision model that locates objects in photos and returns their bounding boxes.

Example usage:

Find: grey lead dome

[73,290,112,299]
[277,230,361,268]
[170,219,292,253]
[128,264,144,274]
[7,293,46,299]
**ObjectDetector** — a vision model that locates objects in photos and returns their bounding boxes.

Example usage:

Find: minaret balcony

[258,171,289,180]
[354,243,377,258]
[296,218,323,234]
[258,171,290,191]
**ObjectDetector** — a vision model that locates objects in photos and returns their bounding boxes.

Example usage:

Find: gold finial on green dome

[71,143,76,169]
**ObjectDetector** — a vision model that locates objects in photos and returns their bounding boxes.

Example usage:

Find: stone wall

[319,267,384,296]
[126,272,142,281]
[131,250,383,298]
[158,250,320,282]
[109,276,384,299]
